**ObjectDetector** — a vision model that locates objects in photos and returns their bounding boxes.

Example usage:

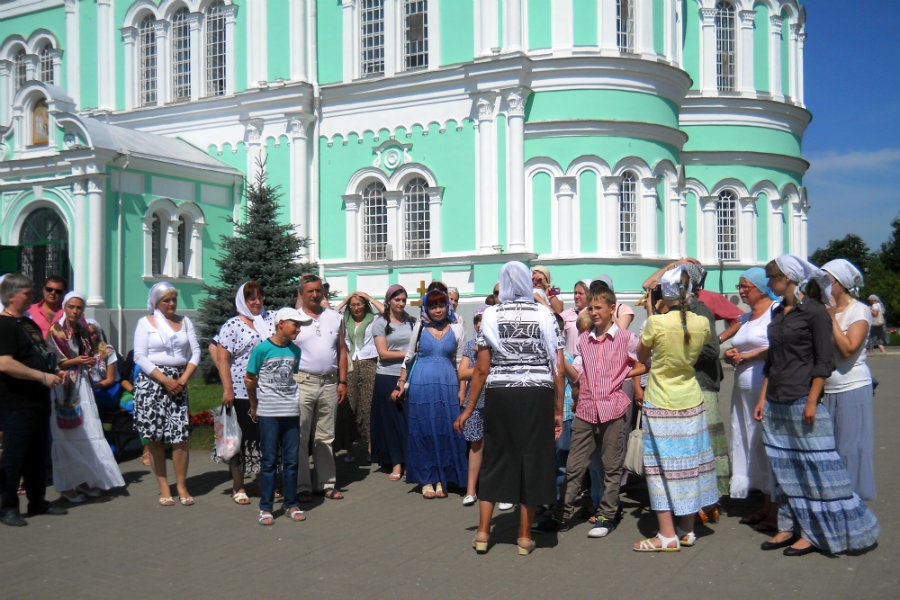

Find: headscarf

[774,254,830,301]
[822,259,864,297]
[593,274,614,291]
[683,262,707,289]
[660,266,691,301]
[740,267,778,301]
[500,261,535,303]
[385,284,405,303]
[147,281,179,351]
[49,291,94,361]
[235,282,273,338]
[57,291,87,326]
[421,290,451,327]
[868,294,881,305]
[531,265,552,284]
[0,274,6,307]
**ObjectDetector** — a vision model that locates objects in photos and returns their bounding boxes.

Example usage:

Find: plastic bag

[214,405,242,462]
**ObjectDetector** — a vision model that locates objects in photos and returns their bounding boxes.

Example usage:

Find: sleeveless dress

[404,327,468,487]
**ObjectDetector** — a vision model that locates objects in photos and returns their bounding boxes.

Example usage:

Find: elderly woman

[821,259,876,501]
[455,261,564,555]
[213,282,273,505]
[754,255,879,556]
[867,295,887,353]
[133,282,201,506]
[46,292,125,502]
[724,268,777,528]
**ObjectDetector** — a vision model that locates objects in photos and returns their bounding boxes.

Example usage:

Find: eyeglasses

[45,286,64,295]
[735,284,752,291]
[313,319,321,336]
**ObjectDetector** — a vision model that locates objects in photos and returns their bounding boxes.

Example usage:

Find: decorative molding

[681,150,809,175]
[525,120,688,149]
[679,96,811,135]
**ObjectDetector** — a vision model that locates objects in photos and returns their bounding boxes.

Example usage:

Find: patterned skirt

[134,366,190,444]
[763,400,880,553]
[642,401,719,516]
[701,390,731,497]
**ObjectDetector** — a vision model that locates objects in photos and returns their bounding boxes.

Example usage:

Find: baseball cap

[274,307,311,325]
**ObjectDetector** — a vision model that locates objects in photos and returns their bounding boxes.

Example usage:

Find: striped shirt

[573,324,638,424]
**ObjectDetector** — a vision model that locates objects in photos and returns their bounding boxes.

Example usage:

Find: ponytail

[678,270,691,345]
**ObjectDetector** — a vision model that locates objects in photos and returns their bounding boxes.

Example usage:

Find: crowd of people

[0,254,883,559]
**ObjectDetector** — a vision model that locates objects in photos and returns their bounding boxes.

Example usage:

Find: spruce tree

[198,163,316,380]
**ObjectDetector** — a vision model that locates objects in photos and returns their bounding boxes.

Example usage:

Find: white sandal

[676,527,696,547]
[634,533,680,552]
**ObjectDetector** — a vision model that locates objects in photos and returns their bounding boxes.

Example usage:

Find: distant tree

[197,164,316,381]
[878,215,900,273]
[810,234,871,271]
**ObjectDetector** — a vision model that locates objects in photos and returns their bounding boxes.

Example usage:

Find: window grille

[39,45,53,84]
[151,214,163,275]
[361,0,385,76]
[205,1,226,96]
[716,190,738,260]
[363,182,388,261]
[171,8,191,101]
[14,49,27,91]
[404,178,430,258]
[618,171,638,253]
[404,0,428,70]
[616,0,634,52]
[715,1,736,92]
[139,17,158,106]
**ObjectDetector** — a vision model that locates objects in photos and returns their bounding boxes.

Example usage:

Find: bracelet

[338,380,347,385]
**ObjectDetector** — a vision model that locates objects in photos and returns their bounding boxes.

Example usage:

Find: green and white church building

[1,0,811,345]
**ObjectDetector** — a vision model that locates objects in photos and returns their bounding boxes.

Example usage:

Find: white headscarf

[659,266,691,301]
[57,291,87,326]
[775,254,830,301]
[147,281,178,350]
[499,261,535,304]
[822,259,864,297]
[0,274,6,307]
[235,282,272,338]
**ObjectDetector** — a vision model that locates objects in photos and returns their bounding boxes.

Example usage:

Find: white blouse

[133,315,201,375]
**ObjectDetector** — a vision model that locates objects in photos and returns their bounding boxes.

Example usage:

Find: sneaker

[0,511,27,527]
[588,516,616,538]
[498,502,514,511]
[462,494,478,506]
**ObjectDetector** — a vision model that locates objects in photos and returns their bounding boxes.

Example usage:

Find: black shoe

[532,516,570,533]
[760,535,797,551]
[783,544,818,557]
[0,511,28,527]
[26,502,68,517]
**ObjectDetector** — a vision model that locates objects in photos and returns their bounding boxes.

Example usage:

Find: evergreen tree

[197,163,316,380]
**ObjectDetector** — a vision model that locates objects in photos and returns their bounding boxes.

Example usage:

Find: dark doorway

[17,207,73,287]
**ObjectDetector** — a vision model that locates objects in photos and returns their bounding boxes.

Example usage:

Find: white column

[188,11,202,100]
[788,22,801,103]
[504,0,523,52]
[768,15,783,100]
[599,0,617,56]
[673,0,683,66]
[189,223,204,278]
[700,195,718,263]
[247,0,268,86]
[636,0,655,58]
[72,177,87,293]
[663,0,676,63]
[767,198,784,261]
[24,54,38,80]
[739,196,756,263]
[384,0,399,77]
[97,0,115,110]
[224,4,237,95]
[796,31,806,105]
[290,0,309,81]
[551,0,573,55]
[385,190,402,259]
[555,177,577,256]
[343,194,361,260]
[154,21,170,104]
[476,0,499,57]
[666,181,682,258]
[50,49,63,87]
[122,27,137,109]
[65,0,80,108]
[244,118,265,187]
[427,187,444,257]
[165,217,179,278]
[472,93,498,253]
[87,176,106,306]
[600,176,621,256]
[699,7,717,94]
[0,61,10,126]
[287,114,313,253]
[640,177,659,257]
[504,87,530,253]
[738,10,755,94]
[799,198,809,259]
[342,0,356,82]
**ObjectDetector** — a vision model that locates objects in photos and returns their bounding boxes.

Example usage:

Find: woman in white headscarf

[133,282,201,506]
[454,261,564,556]
[754,255,879,557]
[821,259,876,501]
[46,292,125,502]
[213,281,273,505]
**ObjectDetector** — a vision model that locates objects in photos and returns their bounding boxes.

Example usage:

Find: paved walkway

[3,355,897,600]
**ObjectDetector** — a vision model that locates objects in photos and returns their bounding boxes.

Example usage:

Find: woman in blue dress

[391,287,467,499]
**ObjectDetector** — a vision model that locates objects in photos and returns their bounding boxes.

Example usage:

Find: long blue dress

[405,327,468,487]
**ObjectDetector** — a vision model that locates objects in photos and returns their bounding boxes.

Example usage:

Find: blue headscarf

[740,267,778,301]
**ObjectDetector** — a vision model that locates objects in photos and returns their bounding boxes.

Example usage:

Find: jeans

[0,406,50,516]
[258,415,300,513]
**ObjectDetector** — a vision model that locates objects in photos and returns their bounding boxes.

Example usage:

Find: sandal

[322,488,344,500]
[676,527,696,547]
[258,510,274,526]
[422,484,436,499]
[435,483,447,498]
[287,507,306,522]
[158,496,175,507]
[232,491,251,505]
[472,531,490,553]
[517,537,536,556]
[697,505,720,524]
[388,472,402,481]
[634,533,680,552]
[179,496,195,506]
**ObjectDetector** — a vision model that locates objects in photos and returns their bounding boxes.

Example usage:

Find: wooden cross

[410,280,427,306]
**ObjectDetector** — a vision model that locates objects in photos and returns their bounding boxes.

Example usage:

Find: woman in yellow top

[634,267,717,552]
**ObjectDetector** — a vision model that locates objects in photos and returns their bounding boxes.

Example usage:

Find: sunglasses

[45,286,64,294]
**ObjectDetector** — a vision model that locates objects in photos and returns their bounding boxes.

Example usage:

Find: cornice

[0,0,63,19]
[525,120,688,150]
[681,150,810,175]
[680,95,811,136]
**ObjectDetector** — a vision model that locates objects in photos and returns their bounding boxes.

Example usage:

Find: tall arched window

[171,7,191,101]
[14,49,28,91]
[716,190,737,260]
[360,0,385,76]
[618,171,637,253]
[205,1,227,96]
[362,182,388,260]
[616,0,634,52]
[403,177,429,258]
[150,213,163,275]
[404,0,428,71]
[139,16,158,106]
[715,1,736,92]
[39,44,54,84]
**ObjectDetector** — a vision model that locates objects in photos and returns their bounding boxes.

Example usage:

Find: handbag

[214,404,242,462]
[623,409,644,476]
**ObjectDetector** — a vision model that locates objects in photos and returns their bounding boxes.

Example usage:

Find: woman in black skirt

[455,261,564,556]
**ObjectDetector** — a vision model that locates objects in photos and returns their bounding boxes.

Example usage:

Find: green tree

[810,234,871,271]
[878,215,900,273]
[860,257,899,328]
[197,165,316,380]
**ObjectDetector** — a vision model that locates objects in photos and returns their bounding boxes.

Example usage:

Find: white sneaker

[587,517,615,538]
[462,494,478,506]
[498,502,514,511]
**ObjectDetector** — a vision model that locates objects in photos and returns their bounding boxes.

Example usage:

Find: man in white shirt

[293,275,348,500]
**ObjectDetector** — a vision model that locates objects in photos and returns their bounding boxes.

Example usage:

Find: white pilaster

[739,196,756,263]
[342,0,356,82]
[24,54,37,80]
[700,195,718,263]
[796,31,806,106]
[504,87,530,253]
[97,0,115,110]
[427,187,444,257]
[385,190,402,258]
[673,0,683,67]
[165,217,179,279]
[666,182,682,258]
[343,194,361,260]
[122,27,137,109]
[768,15,783,100]
[224,4,237,95]
[72,177,87,293]
[49,49,63,87]
[788,22,801,103]
[699,7,717,95]
[472,93,498,253]
[663,0,676,63]
[767,197,784,261]
[476,0,499,57]
[640,177,659,257]
[154,20,170,104]
[247,0,268,86]
[555,177,577,256]
[600,176,621,256]
[383,0,399,77]
[87,176,106,306]
[636,0,654,58]
[243,118,265,187]
[0,61,10,126]
[504,0,523,52]
[798,197,809,259]
[287,114,313,253]
[599,0,617,56]
[189,224,204,278]
[738,10,755,94]
[65,0,80,108]
[290,0,309,81]
[188,11,202,101]
[552,0,573,55]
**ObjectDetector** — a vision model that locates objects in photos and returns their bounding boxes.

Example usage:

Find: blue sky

[802,1,900,254]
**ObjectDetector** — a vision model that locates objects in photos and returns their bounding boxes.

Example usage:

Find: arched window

[39,44,54,84]
[618,171,637,253]
[360,0,385,76]
[362,182,388,260]
[171,7,191,101]
[616,0,634,52]
[150,213,163,275]
[205,0,227,96]
[403,177,429,258]
[14,49,28,91]
[715,1,736,92]
[716,190,737,260]
[404,0,428,71]
[139,16,158,106]
[19,207,71,288]
[177,215,189,277]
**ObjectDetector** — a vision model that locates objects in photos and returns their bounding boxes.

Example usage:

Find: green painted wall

[79,2,98,109]
[316,0,342,84]
[683,0,700,91]
[756,193,768,262]
[572,0,597,46]
[525,136,678,173]
[753,3,769,92]
[531,172,551,254]
[685,192,698,257]
[681,125,801,158]
[654,0,665,55]
[496,115,507,247]
[780,11,790,97]
[579,170,597,253]
[528,89,679,128]
[528,0,552,50]
[440,0,474,65]
[267,0,290,82]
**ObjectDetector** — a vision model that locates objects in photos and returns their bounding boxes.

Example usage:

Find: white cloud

[807,147,900,173]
